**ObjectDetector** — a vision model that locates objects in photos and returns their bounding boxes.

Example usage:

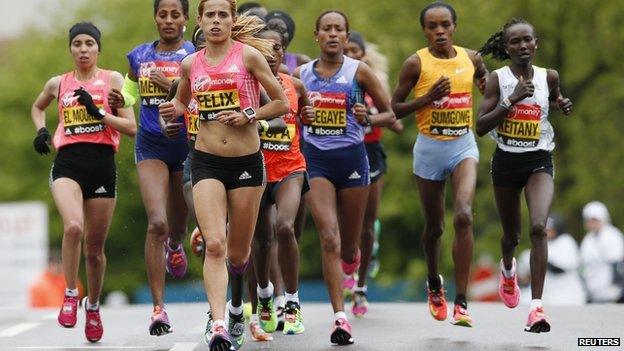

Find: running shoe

[524,307,551,333]
[351,291,368,318]
[330,318,354,345]
[189,227,204,257]
[206,320,233,351]
[257,296,277,333]
[149,305,173,336]
[283,301,305,335]
[498,258,520,308]
[342,274,356,301]
[226,302,245,350]
[83,297,103,342]
[450,304,473,327]
[203,309,214,342]
[426,275,448,321]
[165,239,188,278]
[249,317,273,341]
[58,294,78,328]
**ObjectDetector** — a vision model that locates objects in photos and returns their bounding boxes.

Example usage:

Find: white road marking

[169,342,199,351]
[0,323,40,337]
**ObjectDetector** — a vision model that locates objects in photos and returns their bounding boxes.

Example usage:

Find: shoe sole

[330,328,354,345]
[59,321,76,328]
[524,320,550,333]
[207,335,233,351]
[149,322,173,336]
[451,319,473,328]
[86,334,103,343]
[283,324,305,335]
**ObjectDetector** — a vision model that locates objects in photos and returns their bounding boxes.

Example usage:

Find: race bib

[497,103,541,148]
[186,99,200,141]
[429,92,472,137]
[307,92,347,136]
[260,124,296,152]
[193,73,240,121]
[60,91,105,136]
[138,61,180,106]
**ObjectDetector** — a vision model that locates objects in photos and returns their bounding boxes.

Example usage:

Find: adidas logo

[93,79,105,86]
[336,76,348,84]
[94,186,107,194]
[431,128,439,134]
[65,129,72,135]
[227,64,240,73]
[175,48,188,55]
[348,171,361,180]
[238,171,252,180]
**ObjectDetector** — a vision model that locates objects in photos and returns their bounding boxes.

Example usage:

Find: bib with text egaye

[307,91,347,136]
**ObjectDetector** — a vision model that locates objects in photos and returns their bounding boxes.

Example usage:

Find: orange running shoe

[426,275,448,321]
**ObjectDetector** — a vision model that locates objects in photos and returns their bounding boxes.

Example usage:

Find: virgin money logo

[140,62,157,77]
[194,76,212,92]
[61,92,79,107]
[308,92,322,107]
[432,94,471,109]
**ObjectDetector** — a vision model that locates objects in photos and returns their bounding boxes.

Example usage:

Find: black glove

[33,127,51,155]
[74,88,105,120]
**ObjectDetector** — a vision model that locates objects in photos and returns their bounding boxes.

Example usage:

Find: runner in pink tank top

[158,1,289,349]
[30,22,136,344]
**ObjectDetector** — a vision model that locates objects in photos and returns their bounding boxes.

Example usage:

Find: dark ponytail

[479,18,533,61]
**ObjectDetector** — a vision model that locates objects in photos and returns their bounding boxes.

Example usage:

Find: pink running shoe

[207,321,233,351]
[342,274,356,301]
[249,319,273,341]
[58,295,78,328]
[84,299,103,343]
[450,304,473,327]
[330,318,354,345]
[498,258,520,308]
[165,239,188,278]
[352,291,368,318]
[340,250,361,276]
[149,305,173,336]
[525,307,551,333]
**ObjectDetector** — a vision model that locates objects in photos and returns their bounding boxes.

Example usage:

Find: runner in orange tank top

[30,22,136,343]
[391,2,488,327]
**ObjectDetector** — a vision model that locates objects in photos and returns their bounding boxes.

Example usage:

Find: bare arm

[159,55,194,120]
[547,69,573,116]
[31,76,60,131]
[101,71,137,137]
[475,73,504,136]
[467,49,489,95]
[245,46,290,120]
[292,76,314,125]
[356,61,396,127]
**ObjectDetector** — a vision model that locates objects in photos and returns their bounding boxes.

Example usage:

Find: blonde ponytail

[231,14,273,57]
[362,43,390,96]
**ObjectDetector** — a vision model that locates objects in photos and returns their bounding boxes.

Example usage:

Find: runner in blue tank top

[107,0,193,337]
[294,10,395,346]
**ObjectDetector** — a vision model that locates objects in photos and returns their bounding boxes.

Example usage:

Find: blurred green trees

[1,0,622,299]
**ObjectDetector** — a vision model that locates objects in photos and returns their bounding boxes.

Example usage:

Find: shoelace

[502,277,516,294]
[428,290,444,306]
[212,324,226,335]
[169,251,184,266]
[86,311,101,327]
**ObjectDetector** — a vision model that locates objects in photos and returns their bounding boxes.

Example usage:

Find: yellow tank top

[414,45,475,140]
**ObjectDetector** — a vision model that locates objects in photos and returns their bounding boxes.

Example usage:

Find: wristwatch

[500,97,512,110]
[242,107,257,122]
[97,108,106,119]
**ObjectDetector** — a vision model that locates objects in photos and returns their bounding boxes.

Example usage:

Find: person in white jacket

[580,201,624,303]
[518,215,586,305]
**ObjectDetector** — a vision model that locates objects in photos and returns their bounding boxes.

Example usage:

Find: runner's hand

[74,88,104,119]
[509,75,534,104]
[149,69,171,91]
[556,96,573,116]
[216,110,248,127]
[159,101,177,120]
[299,105,315,125]
[160,120,183,139]
[108,88,125,109]
[33,127,51,155]
[426,76,451,103]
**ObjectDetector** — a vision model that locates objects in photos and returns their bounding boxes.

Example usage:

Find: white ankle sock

[228,302,243,315]
[65,288,79,297]
[501,258,516,278]
[257,281,274,299]
[86,299,99,311]
[285,291,299,304]
[334,311,347,321]
[530,299,542,310]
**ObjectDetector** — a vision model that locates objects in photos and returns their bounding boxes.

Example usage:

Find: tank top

[300,56,364,150]
[363,93,383,144]
[127,40,194,138]
[491,65,553,153]
[189,41,260,123]
[53,69,120,152]
[414,46,474,140]
[260,73,306,182]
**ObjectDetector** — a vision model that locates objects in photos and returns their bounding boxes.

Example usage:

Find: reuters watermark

[578,338,620,347]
